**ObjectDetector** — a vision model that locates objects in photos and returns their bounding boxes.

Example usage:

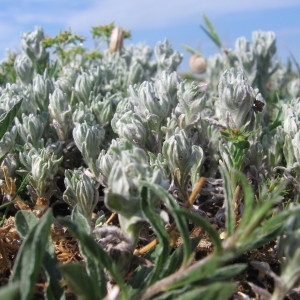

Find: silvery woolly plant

[48,88,73,141]
[14,54,34,85]
[33,71,55,111]
[175,81,207,128]
[162,128,204,201]
[63,169,99,223]
[18,144,62,202]
[97,141,168,275]
[2,21,300,300]
[217,67,264,130]
[20,26,49,67]
[280,98,300,199]
[15,112,49,148]
[72,121,105,178]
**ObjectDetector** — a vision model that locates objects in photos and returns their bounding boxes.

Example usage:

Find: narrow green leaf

[15,210,64,300]
[202,263,246,282]
[220,166,235,236]
[10,209,53,300]
[127,266,153,295]
[60,263,101,300]
[233,170,254,230]
[71,204,91,234]
[236,180,287,243]
[58,217,125,296]
[181,44,202,56]
[70,207,106,297]
[43,251,65,300]
[140,181,191,266]
[15,210,38,238]
[173,282,236,300]
[173,208,222,254]
[0,282,21,300]
[162,236,202,278]
[166,257,219,290]
[0,98,23,140]
[140,186,170,284]
[201,14,223,49]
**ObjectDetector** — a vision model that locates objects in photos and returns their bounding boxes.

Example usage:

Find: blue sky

[1,0,300,71]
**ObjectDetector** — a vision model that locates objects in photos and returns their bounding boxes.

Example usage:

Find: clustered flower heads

[0,25,300,299]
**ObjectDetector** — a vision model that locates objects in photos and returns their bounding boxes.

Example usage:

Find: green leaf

[202,263,246,282]
[60,263,101,300]
[140,181,191,266]
[15,210,64,300]
[10,209,53,300]
[162,236,202,278]
[70,206,106,297]
[71,204,91,234]
[220,166,235,237]
[201,14,223,49]
[140,186,170,284]
[235,180,287,245]
[15,210,39,238]
[173,208,222,254]
[127,265,153,296]
[0,98,22,140]
[58,217,125,297]
[167,282,236,300]
[43,251,65,300]
[181,44,202,56]
[166,256,219,290]
[0,282,21,300]
[233,170,254,231]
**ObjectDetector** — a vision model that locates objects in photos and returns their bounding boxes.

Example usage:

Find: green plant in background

[0,16,300,300]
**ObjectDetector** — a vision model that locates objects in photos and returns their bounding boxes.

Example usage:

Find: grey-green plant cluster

[0,20,300,300]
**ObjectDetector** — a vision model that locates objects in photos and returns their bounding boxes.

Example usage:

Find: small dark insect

[252,99,265,113]
[153,97,160,102]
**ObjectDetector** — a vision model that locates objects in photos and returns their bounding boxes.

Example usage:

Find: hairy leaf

[0,98,22,140]
[60,263,101,300]
[140,186,170,284]
[58,216,125,297]
[10,209,53,300]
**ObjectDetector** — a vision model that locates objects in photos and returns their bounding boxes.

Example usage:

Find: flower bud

[129,81,171,122]
[33,72,54,110]
[73,122,105,160]
[14,54,34,85]
[162,128,193,175]
[114,111,148,145]
[176,81,206,126]
[253,31,276,58]
[91,94,115,126]
[15,113,48,146]
[127,62,143,85]
[218,68,255,129]
[155,40,183,73]
[21,26,48,64]
[74,72,93,103]
[0,127,17,158]
[76,173,99,220]
[30,148,62,197]
[49,88,72,140]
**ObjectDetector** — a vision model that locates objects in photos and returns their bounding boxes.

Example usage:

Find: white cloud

[0,0,299,59]
[65,0,300,31]
[1,0,300,33]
